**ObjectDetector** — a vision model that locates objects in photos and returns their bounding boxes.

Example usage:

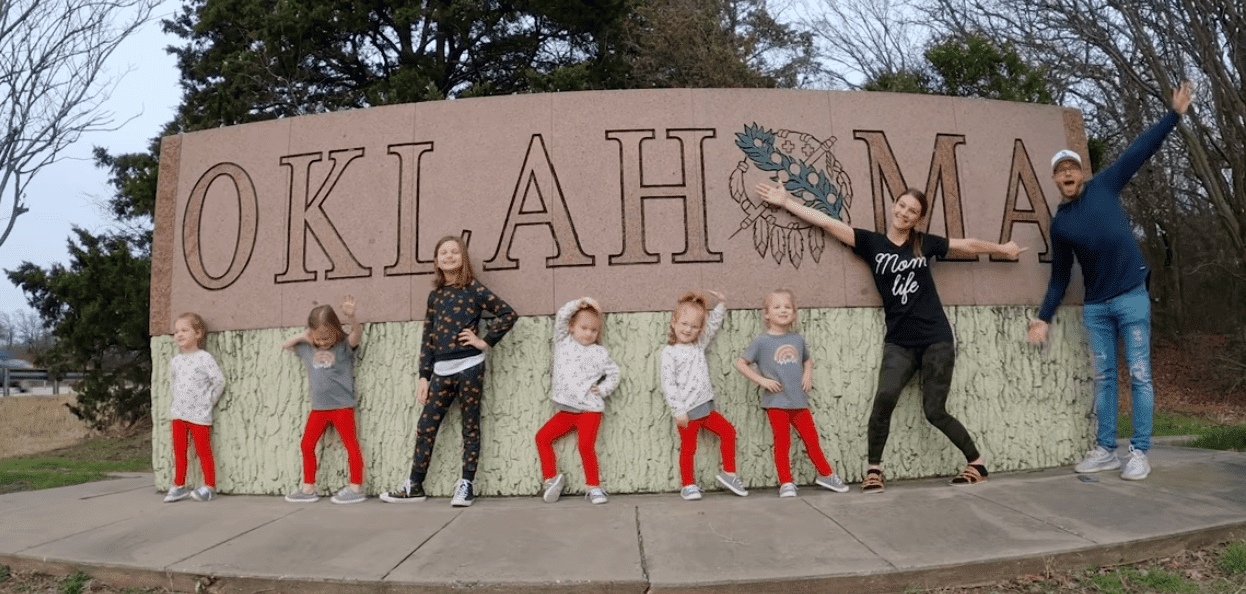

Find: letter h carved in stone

[606,129,723,265]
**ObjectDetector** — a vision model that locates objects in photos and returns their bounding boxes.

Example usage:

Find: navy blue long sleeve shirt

[1037,111,1180,322]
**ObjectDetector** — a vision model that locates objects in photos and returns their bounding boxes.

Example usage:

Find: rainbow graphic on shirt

[773,344,801,366]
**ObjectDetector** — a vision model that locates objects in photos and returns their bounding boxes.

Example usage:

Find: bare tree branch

[0,0,160,250]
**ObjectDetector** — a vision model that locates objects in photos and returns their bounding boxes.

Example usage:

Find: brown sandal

[949,464,988,486]
[861,470,885,493]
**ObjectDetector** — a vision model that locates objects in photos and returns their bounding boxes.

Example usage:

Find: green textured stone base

[150,306,1093,496]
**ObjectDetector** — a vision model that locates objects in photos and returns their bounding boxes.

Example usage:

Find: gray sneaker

[164,485,191,503]
[331,486,366,504]
[716,472,749,496]
[1074,446,1121,473]
[285,488,320,503]
[190,486,216,501]
[778,482,798,498]
[542,473,565,503]
[1120,446,1150,481]
[680,484,702,501]
[586,487,608,505]
[815,472,850,493]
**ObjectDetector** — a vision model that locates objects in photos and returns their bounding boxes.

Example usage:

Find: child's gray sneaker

[380,478,426,503]
[451,478,475,507]
[190,486,217,501]
[586,486,608,505]
[778,482,798,498]
[680,484,702,500]
[542,473,565,503]
[716,472,749,496]
[1120,446,1150,481]
[331,486,366,504]
[164,485,191,503]
[1074,446,1121,473]
[815,472,850,493]
[285,488,319,503]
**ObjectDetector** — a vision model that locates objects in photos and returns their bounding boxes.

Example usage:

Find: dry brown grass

[0,395,89,459]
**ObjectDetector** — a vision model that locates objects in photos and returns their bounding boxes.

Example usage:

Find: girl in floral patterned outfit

[382,235,517,507]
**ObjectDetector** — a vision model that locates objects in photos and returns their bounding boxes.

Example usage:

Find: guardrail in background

[1,368,85,397]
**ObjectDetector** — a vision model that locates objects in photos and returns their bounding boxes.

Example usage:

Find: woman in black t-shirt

[756,183,1023,493]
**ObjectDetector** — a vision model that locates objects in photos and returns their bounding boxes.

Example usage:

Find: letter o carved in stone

[183,163,259,290]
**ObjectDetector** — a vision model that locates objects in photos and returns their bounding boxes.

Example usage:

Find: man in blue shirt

[1028,81,1193,481]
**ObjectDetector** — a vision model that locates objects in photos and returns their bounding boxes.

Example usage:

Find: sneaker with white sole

[1074,446,1121,473]
[1120,446,1150,481]
[716,472,749,496]
[451,478,475,507]
[331,486,366,504]
[190,486,217,501]
[680,484,702,501]
[285,488,319,503]
[542,473,565,503]
[815,472,850,493]
[778,482,797,498]
[380,478,426,503]
[586,486,608,505]
[164,485,191,503]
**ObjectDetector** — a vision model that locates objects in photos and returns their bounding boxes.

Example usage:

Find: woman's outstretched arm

[754,183,856,247]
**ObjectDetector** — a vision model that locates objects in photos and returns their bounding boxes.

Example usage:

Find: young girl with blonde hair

[165,312,226,502]
[537,297,620,504]
[736,289,848,497]
[660,290,748,500]
[281,295,365,504]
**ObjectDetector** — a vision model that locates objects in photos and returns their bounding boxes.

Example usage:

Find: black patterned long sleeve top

[418,280,517,380]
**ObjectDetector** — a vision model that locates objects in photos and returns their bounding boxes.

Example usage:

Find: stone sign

[151,89,1085,335]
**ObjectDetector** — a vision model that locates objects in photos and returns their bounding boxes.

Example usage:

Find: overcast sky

[0,0,182,321]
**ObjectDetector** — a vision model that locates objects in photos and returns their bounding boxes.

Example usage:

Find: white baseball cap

[1050,149,1082,171]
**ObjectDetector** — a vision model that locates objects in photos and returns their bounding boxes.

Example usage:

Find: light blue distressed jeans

[1083,284,1153,452]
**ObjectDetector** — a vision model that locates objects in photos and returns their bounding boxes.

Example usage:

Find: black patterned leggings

[866,342,980,465]
[409,363,485,483]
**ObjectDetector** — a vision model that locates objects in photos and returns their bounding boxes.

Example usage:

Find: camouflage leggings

[409,363,484,483]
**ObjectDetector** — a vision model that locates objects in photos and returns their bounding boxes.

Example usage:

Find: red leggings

[677,411,737,486]
[171,419,215,488]
[302,408,364,485]
[535,411,603,486]
[767,408,832,484]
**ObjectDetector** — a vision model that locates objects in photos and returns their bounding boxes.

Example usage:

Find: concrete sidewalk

[3,444,1246,594]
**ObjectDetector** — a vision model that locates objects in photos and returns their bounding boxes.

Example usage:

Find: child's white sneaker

[586,486,608,505]
[778,482,798,498]
[164,485,191,503]
[680,484,702,501]
[542,473,565,503]
[190,486,217,501]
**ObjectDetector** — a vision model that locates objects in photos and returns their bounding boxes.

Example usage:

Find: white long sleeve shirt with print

[169,350,226,425]
[551,300,620,412]
[659,303,726,417]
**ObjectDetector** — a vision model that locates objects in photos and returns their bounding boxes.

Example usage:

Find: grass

[1188,426,1246,451]
[1116,410,1225,438]
[1113,410,1246,450]
[913,540,1246,593]
[0,430,151,495]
